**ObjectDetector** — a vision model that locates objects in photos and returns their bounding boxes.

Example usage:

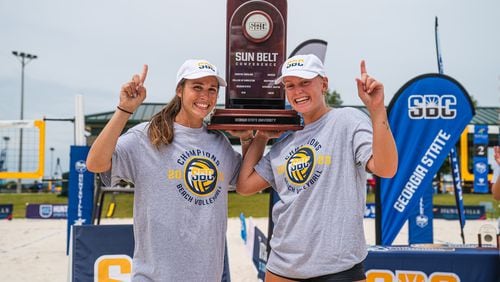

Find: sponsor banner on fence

[368,204,486,220]
[433,205,486,220]
[0,204,13,220]
[25,203,68,219]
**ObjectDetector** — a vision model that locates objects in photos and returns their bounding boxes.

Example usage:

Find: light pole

[49,147,54,178]
[12,51,38,193]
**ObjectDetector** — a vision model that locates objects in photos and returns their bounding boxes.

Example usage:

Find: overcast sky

[1,0,499,178]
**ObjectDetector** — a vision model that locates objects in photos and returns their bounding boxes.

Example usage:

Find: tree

[325,89,343,107]
[469,95,478,108]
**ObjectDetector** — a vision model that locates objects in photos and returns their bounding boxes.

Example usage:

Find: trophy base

[207,109,303,131]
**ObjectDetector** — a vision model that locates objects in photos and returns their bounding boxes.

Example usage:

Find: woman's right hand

[254,130,285,140]
[119,64,148,113]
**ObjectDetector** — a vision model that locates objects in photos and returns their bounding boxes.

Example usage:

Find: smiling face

[175,76,219,128]
[283,75,329,124]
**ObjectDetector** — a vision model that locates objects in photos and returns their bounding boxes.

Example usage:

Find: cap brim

[184,72,227,87]
[274,70,319,84]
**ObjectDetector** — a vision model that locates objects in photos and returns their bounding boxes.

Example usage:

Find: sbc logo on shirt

[184,157,218,196]
[286,146,315,185]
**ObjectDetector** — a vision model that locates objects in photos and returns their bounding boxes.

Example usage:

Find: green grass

[0,193,68,218]
[367,193,500,218]
[1,191,498,219]
[228,192,270,217]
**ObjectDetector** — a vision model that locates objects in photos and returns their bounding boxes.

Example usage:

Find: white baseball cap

[176,59,227,87]
[275,54,326,84]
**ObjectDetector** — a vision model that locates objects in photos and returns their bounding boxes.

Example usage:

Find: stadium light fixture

[12,51,38,193]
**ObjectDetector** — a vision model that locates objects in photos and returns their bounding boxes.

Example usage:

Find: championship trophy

[207,0,303,131]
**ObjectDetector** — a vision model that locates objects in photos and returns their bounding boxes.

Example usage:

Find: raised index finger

[360,60,367,75]
[140,64,148,84]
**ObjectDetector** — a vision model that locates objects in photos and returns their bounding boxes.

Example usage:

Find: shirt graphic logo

[197,62,216,73]
[286,58,304,69]
[286,146,315,185]
[184,157,218,196]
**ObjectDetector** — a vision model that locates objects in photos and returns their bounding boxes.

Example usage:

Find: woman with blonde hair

[237,54,398,281]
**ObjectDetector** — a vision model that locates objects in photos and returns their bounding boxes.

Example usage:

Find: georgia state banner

[378,73,474,245]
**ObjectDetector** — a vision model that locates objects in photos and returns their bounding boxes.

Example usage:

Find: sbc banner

[473,125,489,193]
[378,73,474,245]
[67,145,94,253]
[408,188,434,244]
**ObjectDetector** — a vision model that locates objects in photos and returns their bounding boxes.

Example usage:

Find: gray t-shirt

[102,122,241,282]
[255,108,373,279]
[493,163,499,184]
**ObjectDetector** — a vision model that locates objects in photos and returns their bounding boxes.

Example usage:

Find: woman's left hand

[355,60,385,113]
[226,130,254,140]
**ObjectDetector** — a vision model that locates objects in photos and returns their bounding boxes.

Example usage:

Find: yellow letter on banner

[94,255,132,282]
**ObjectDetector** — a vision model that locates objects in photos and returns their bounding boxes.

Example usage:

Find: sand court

[0,218,497,281]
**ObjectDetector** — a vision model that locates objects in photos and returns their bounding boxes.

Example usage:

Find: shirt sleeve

[254,151,276,188]
[493,164,500,184]
[99,130,137,187]
[227,144,242,191]
[352,110,373,170]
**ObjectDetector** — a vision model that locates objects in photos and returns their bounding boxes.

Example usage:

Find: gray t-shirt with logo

[102,122,241,281]
[255,108,373,279]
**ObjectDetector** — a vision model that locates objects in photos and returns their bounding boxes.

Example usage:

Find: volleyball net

[0,120,45,179]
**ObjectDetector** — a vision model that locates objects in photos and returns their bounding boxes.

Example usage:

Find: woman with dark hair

[87,59,252,281]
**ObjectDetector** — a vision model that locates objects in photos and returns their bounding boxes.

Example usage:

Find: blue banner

[26,203,68,219]
[252,226,268,281]
[67,145,94,254]
[473,125,489,193]
[433,205,486,220]
[71,225,231,281]
[408,188,434,244]
[449,147,466,229]
[71,225,134,281]
[0,204,13,220]
[365,203,376,218]
[378,74,474,245]
[365,247,499,282]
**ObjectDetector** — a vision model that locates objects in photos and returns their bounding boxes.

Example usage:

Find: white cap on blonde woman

[275,54,326,84]
[176,59,227,87]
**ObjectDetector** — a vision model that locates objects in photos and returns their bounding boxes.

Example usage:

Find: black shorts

[269,261,366,282]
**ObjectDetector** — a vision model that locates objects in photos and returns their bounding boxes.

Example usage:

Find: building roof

[86,103,499,125]
[86,103,166,125]
[349,105,499,125]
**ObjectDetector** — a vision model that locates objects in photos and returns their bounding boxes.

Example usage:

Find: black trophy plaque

[207,0,303,131]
